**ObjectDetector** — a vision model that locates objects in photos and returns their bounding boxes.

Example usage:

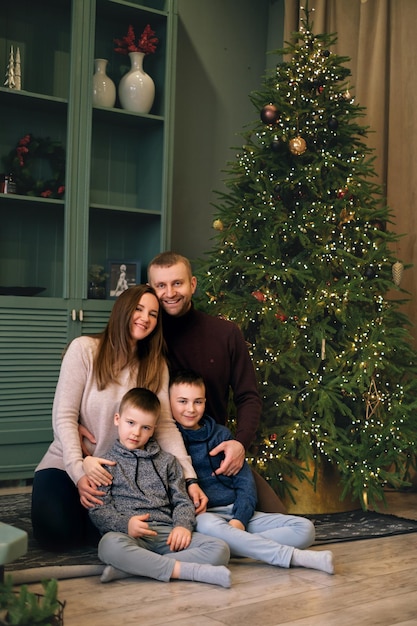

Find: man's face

[148,262,197,317]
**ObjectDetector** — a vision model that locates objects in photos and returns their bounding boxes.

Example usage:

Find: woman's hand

[209,439,245,476]
[187,483,208,514]
[83,455,115,486]
[77,474,106,508]
[166,526,192,551]
[128,513,158,539]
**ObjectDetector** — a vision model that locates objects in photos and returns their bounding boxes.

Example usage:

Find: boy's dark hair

[169,370,205,389]
[119,387,161,417]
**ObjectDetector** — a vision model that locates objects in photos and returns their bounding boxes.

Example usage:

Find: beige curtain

[284,0,417,344]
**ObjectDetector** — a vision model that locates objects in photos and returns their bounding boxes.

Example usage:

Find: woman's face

[129,292,159,343]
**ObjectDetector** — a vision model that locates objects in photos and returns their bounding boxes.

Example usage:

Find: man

[147,251,287,513]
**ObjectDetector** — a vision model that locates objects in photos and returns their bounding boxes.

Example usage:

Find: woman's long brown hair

[94,284,165,392]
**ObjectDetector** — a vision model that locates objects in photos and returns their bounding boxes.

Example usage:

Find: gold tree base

[282,460,360,515]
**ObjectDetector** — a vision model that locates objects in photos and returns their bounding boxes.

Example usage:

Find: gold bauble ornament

[289,136,307,155]
[213,219,224,231]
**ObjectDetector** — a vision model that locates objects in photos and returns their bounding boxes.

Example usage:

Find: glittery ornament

[260,104,279,125]
[289,136,307,155]
[212,219,224,231]
[392,261,404,286]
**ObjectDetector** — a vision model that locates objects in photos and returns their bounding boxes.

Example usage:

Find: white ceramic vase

[118,51,155,114]
[92,58,116,108]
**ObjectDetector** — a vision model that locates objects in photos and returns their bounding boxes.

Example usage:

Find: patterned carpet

[2,491,417,582]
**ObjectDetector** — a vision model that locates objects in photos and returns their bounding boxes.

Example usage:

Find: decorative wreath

[2,133,66,199]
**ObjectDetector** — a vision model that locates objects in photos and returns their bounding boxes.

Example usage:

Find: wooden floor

[8,490,417,626]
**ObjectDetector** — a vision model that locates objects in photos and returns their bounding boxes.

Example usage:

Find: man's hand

[78,474,106,508]
[209,439,245,476]
[128,513,158,539]
[83,455,115,487]
[78,424,96,457]
[229,518,245,530]
[166,526,192,551]
[187,483,208,514]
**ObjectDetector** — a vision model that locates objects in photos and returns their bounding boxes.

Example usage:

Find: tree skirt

[2,491,417,583]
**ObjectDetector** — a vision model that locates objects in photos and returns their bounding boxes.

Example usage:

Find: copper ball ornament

[212,219,224,231]
[260,104,279,125]
[289,136,307,155]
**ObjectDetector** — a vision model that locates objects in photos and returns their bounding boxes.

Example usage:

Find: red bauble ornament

[252,290,266,302]
[260,104,279,125]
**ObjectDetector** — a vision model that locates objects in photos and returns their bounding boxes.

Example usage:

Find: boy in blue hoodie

[89,387,231,587]
[170,371,334,575]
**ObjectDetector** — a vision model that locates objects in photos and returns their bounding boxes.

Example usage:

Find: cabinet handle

[79,309,84,322]
[71,309,77,321]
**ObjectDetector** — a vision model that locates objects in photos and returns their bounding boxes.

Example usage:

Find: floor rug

[2,492,417,583]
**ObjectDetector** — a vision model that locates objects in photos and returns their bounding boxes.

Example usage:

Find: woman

[31,285,205,550]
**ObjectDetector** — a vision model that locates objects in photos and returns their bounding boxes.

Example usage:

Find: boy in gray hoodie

[89,387,231,587]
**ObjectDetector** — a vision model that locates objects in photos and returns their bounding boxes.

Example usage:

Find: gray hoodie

[89,438,196,535]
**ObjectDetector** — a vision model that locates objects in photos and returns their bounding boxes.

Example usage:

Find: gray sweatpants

[98,525,230,582]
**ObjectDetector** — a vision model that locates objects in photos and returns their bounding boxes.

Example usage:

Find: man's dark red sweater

[162,304,262,451]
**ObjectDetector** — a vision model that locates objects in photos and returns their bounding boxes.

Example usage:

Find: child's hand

[128,513,158,539]
[83,455,115,486]
[78,423,96,457]
[229,519,245,530]
[166,526,192,551]
[187,483,208,514]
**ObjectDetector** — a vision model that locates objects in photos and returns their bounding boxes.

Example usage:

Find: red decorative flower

[114,24,158,56]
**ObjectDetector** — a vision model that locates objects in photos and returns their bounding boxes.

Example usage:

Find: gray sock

[290,548,334,574]
[179,562,232,588]
[100,564,131,583]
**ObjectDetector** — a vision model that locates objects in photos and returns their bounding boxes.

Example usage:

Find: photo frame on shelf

[107,260,141,299]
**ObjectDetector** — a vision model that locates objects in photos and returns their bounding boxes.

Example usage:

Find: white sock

[100,565,131,583]
[179,562,232,588]
[290,548,334,574]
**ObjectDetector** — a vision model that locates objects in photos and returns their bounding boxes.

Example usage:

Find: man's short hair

[148,251,193,279]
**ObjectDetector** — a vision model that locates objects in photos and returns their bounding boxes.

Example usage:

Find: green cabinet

[0,0,177,479]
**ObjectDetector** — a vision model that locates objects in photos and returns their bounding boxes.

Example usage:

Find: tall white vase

[118,51,155,114]
[92,58,116,108]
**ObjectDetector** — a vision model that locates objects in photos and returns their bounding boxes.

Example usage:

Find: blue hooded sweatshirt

[177,414,257,528]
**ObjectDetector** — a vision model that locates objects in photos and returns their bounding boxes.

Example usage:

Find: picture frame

[107,260,141,299]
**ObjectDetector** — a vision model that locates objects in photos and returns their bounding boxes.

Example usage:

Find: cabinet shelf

[0,87,68,109]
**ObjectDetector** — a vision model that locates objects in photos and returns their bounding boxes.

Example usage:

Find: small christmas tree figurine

[4,45,15,89]
[14,46,21,90]
[196,3,417,510]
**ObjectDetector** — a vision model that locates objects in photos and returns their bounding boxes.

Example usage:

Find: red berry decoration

[260,104,279,125]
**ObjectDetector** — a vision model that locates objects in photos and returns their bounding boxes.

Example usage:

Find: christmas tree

[195,5,417,510]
